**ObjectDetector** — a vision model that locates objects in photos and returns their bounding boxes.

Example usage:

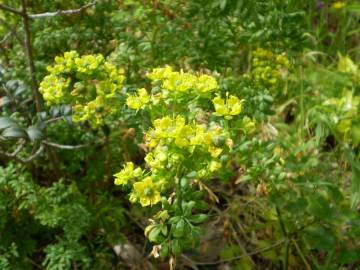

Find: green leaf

[304,227,337,252]
[346,4,360,15]
[148,226,162,243]
[160,243,169,258]
[2,126,27,139]
[173,219,185,238]
[180,177,189,188]
[161,225,168,236]
[61,105,71,115]
[344,148,360,208]
[188,214,208,224]
[171,239,182,256]
[13,84,27,97]
[182,201,195,216]
[0,96,11,107]
[26,126,43,141]
[220,244,242,260]
[194,201,209,211]
[168,216,181,224]
[0,117,16,130]
[307,195,333,220]
[286,197,308,215]
[191,190,205,200]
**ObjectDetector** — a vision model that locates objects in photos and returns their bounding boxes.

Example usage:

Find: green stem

[284,239,290,270]
[299,66,305,140]
[224,119,229,131]
[292,239,312,270]
[275,207,290,270]
[275,207,288,236]
[176,177,182,214]
[175,165,183,215]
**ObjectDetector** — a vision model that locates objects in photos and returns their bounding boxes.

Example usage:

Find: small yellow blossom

[132,177,161,207]
[209,160,222,172]
[126,88,150,110]
[196,74,219,93]
[162,72,197,92]
[144,147,169,170]
[114,162,142,185]
[208,146,223,158]
[147,66,173,81]
[242,116,256,133]
[212,94,243,120]
[332,1,345,9]
[337,53,358,75]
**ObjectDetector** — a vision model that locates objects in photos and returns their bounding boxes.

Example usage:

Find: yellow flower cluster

[126,88,150,110]
[130,177,161,207]
[142,116,230,179]
[212,94,243,120]
[251,48,290,88]
[111,115,230,206]
[114,162,143,185]
[144,146,172,171]
[114,163,161,207]
[40,51,125,128]
[147,66,218,95]
[323,91,360,142]
[337,54,359,78]
[39,75,71,105]
[145,116,227,158]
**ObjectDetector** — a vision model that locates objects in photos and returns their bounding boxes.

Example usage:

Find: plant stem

[292,239,312,270]
[21,0,43,112]
[275,207,290,270]
[175,165,183,214]
[299,66,305,140]
[176,177,182,214]
[275,206,288,236]
[284,238,290,270]
[21,0,62,177]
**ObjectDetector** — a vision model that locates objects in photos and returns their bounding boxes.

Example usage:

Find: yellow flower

[190,125,206,145]
[133,177,161,207]
[212,94,243,120]
[75,54,104,73]
[147,66,218,95]
[144,147,169,170]
[252,48,290,88]
[147,66,173,81]
[114,162,142,185]
[337,54,358,75]
[126,88,150,110]
[162,72,197,92]
[209,160,221,172]
[332,1,345,9]
[208,146,223,158]
[242,116,256,133]
[196,74,218,93]
[40,51,125,129]
[39,74,70,105]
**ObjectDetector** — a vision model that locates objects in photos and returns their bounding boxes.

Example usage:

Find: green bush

[0,0,359,269]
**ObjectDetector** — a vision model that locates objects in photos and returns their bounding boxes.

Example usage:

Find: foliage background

[0,0,360,269]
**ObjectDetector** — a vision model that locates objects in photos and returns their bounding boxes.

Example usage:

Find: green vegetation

[0,0,359,269]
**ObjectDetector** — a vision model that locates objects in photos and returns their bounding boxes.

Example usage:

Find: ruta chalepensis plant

[39,51,125,128]
[114,66,255,264]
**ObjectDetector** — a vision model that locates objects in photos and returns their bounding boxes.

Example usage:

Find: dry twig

[28,1,97,19]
